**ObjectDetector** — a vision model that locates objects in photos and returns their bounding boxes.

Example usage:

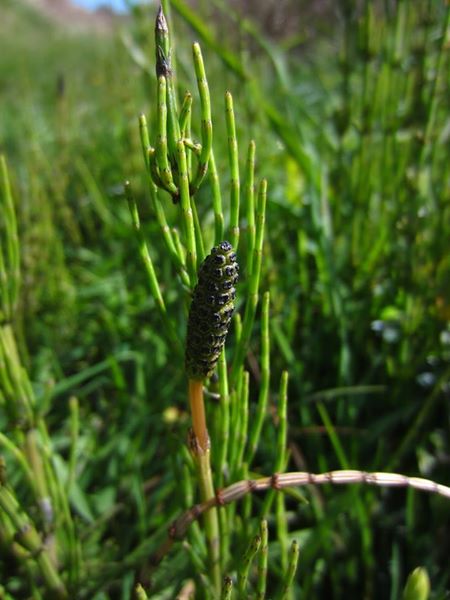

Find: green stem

[125,182,182,351]
[179,91,192,137]
[191,43,212,194]
[261,371,288,517]
[138,113,152,167]
[0,485,67,599]
[23,429,53,529]
[150,185,190,287]
[273,540,299,600]
[155,5,180,161]
[176,140,197,283]
[0,432,34,484]
[246,291,270,464]
[225,91,240,250]
[243,141,256,277]
[256,520,268,599]
[0,155,19,320]
[231,179,266,382]
[0,324,34,425]
[155,76,178,195]
[191,197,206,264]
[209,150,224,245]
[235,371,249,476]
[221,576,233,599]
[237,533,261,597]
[217,351,230,486]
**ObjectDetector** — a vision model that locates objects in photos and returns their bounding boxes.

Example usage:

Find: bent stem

[188,378,221,594]
[148,468,450,568]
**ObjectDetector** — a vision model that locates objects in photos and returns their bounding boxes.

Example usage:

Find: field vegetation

[0,0,449,598]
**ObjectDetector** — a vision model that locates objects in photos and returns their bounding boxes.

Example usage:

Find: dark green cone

[186,241,238,379]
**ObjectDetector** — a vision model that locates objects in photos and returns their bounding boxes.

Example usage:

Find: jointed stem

[231,179,267,382]
[246,291,270,465]
[237,533,261,595]
[209,150,224,245]
[156,76,178,195]
[188,379,208,453]
[188,378,221,594]
[191,43,212,194]
[179,91,193,137]
[176,139,197,283]
[225,91,240,250]
[244,141,256,276]
[216,351,230,486]
[0,484,67,598]
[149,468,450,568]
[256,519,268,599]
[125,183,182,352]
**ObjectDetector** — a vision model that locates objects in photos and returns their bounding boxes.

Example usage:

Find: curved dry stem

[148,468,450,568]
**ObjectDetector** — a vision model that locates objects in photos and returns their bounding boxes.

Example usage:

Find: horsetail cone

[186,241,238,379]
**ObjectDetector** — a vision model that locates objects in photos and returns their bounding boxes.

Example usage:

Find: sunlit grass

[0,0,449,597]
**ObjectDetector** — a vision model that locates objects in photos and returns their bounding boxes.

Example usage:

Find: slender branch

[0,155,19,320]
[148,148,167,191]
[139,114,189,285]
[256,519,268,599]
[216,351,230,486]
[191,197,206,266]
[243,140,256,276]
[176,139,197,284]
[148,469,450,566]
[237,532,261,596]
[231,179,266,382]
[246,291,270,465]
[191,43,212,194]
[179,91,192,137]
[209,150,224,245]
[225,91,240,250]
[221,576,233,599]
[260,371,288,518]
[273,540,299,600]
[125,182,182,351]
[150,185,190,287]
[155,76,178,195]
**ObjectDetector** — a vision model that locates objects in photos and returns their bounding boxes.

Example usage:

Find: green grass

[0,0,449,598]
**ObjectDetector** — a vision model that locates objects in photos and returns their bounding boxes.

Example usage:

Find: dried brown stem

[149,469,450,568]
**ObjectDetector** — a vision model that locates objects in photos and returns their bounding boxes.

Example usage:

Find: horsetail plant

[274,540,300,600]
[185,240,238,591]
[157,469,450,547]
[237,531,261,596]
[0,0,448,596]
[256,519,268,599]
[129,5,264,593]
[0,155,69,598]
[126,5,450,597]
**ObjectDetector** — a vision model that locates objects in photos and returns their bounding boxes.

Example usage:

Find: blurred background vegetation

[0,0,449,597]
